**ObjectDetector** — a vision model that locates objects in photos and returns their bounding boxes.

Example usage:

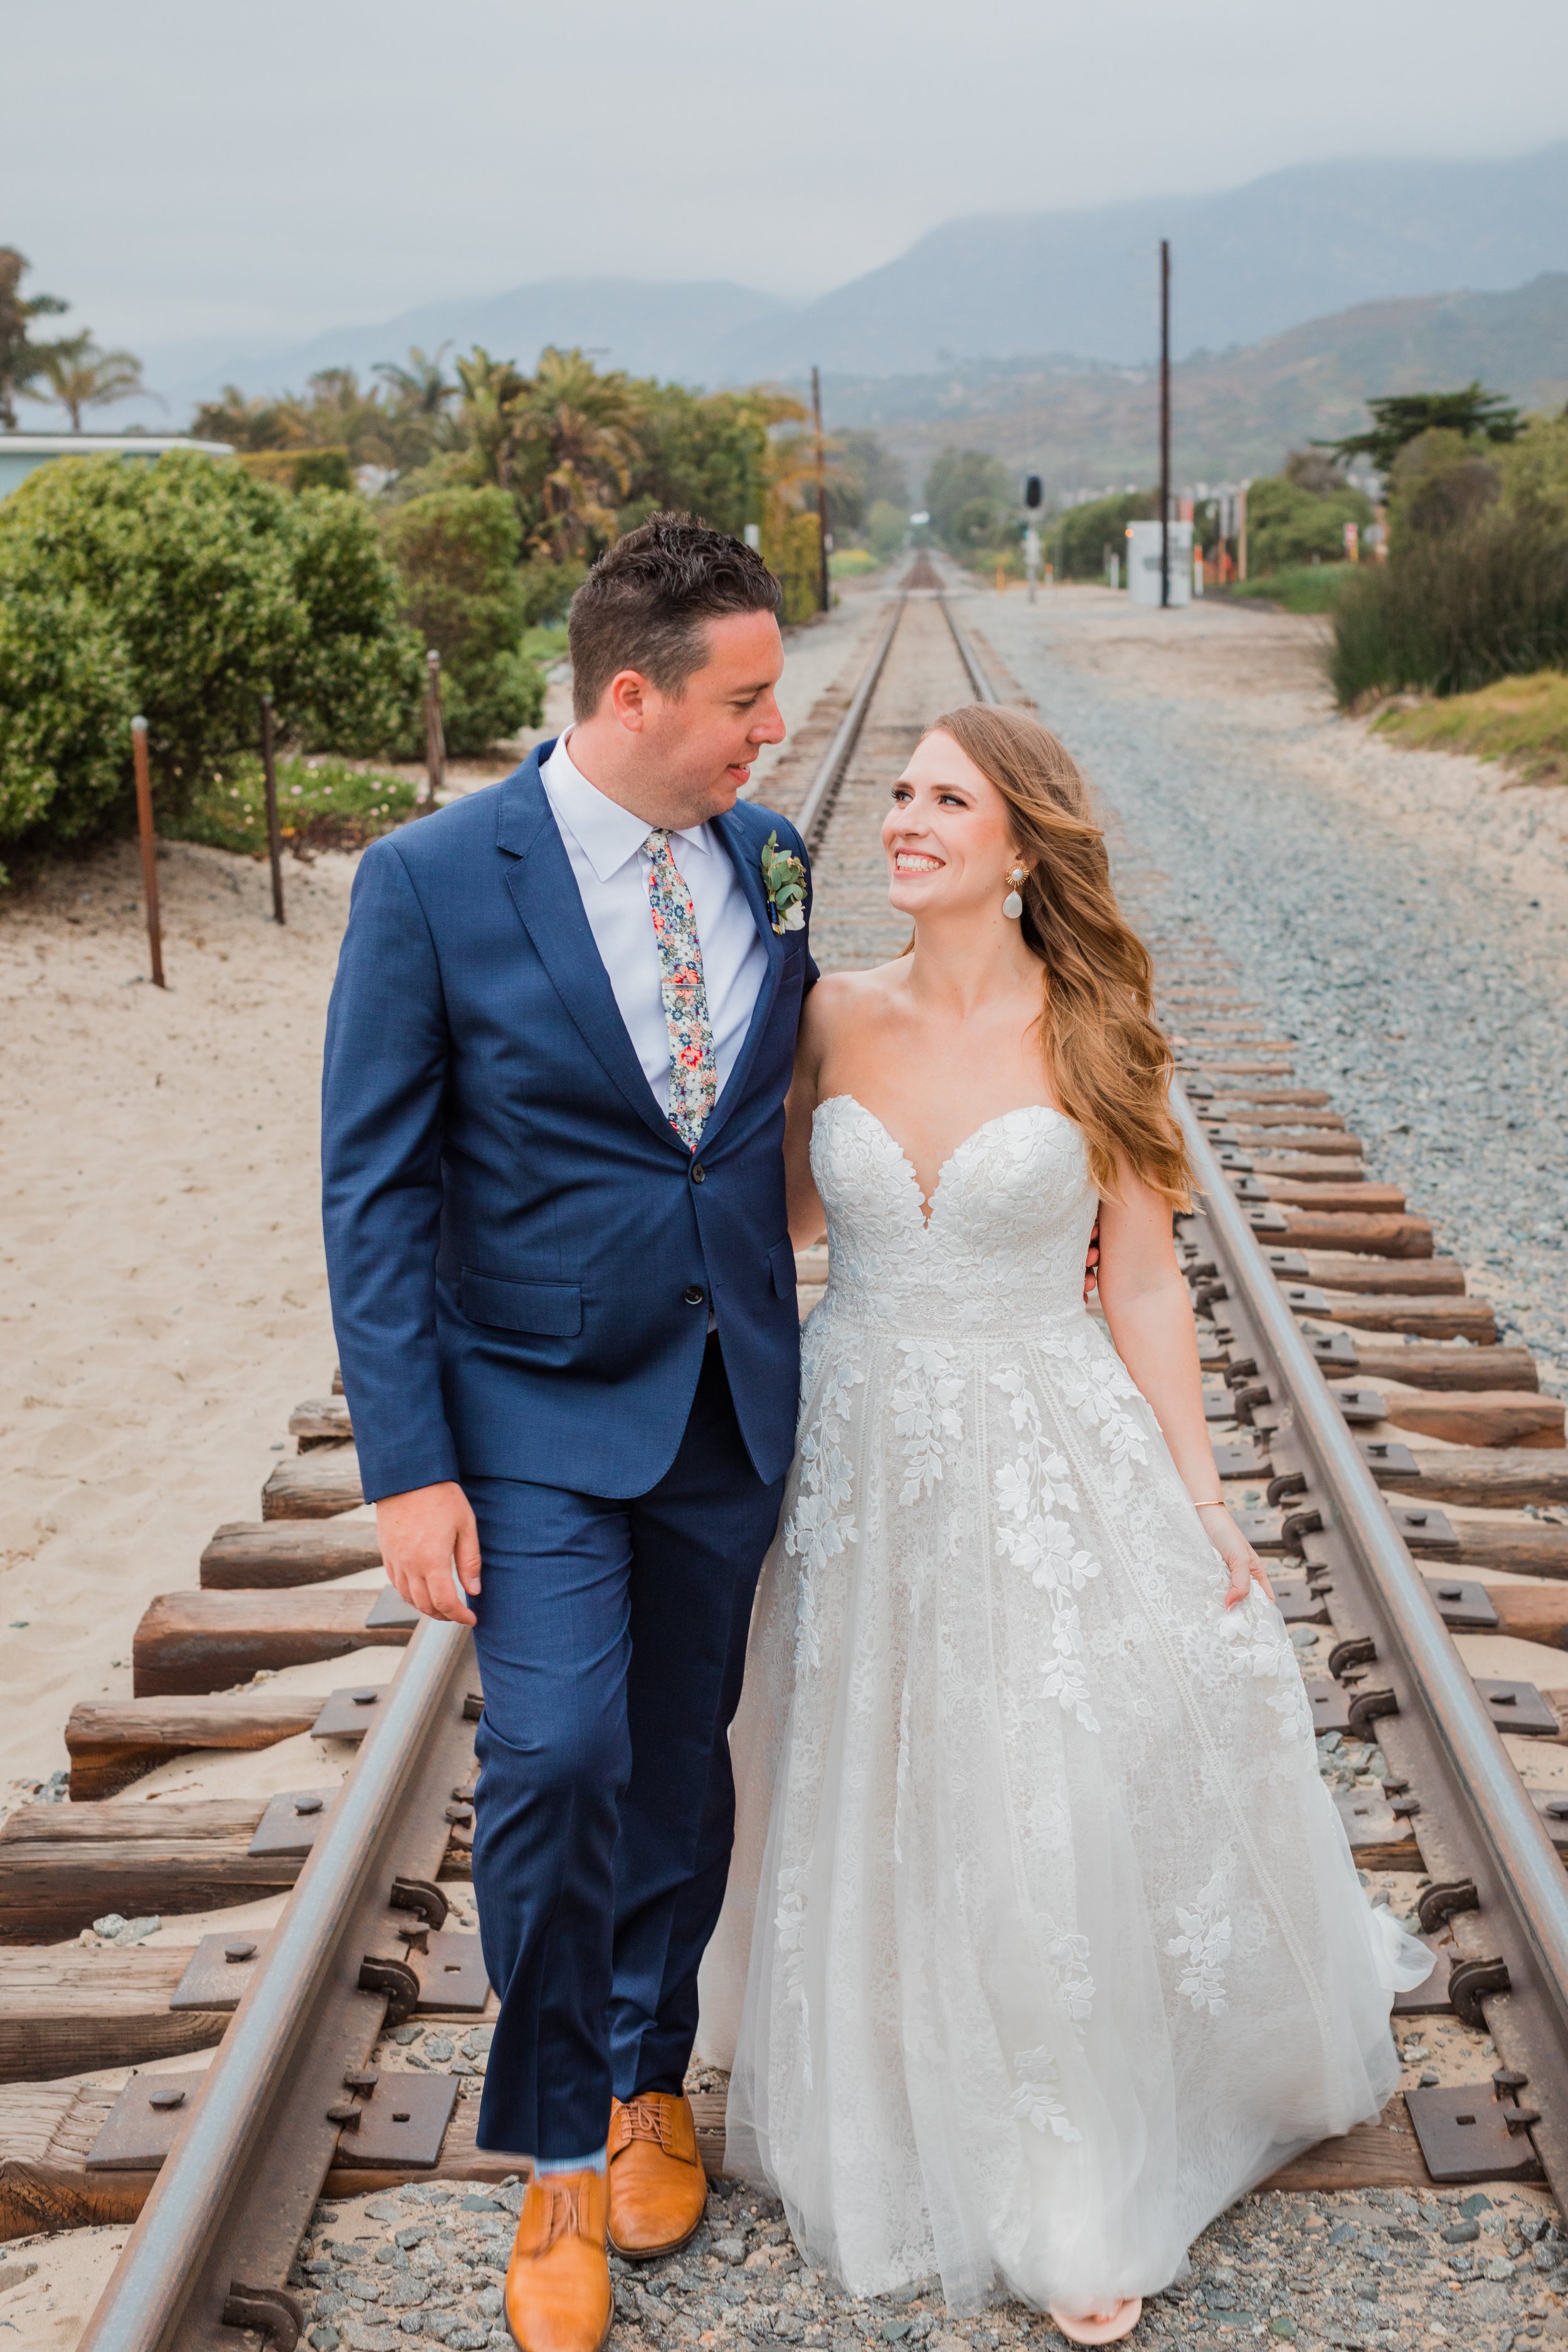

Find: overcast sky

[7,0,1568,354]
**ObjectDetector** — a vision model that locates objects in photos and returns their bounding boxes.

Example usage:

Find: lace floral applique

[1216,1591,1311,1742]
[785,1357,865,1671]
[991,1365,1103,1730]
[1007,2044,1082,2143]
[1167,1865,1234,2015]
[1043,1923,1096,2026]
[891,1340,965,1503]
[1039,1327,1150,1496]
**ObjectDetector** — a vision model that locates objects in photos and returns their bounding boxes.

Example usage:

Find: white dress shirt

[540,731,769,1118]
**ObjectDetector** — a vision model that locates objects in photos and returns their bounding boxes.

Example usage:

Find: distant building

[0,433,233,502]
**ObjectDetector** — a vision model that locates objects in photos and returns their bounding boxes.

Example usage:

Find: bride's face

[882,731,1020,920]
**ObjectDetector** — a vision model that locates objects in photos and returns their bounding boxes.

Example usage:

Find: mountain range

[127,142,1568,425]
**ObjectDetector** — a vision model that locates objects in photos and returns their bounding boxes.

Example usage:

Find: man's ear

[607,669,649,731]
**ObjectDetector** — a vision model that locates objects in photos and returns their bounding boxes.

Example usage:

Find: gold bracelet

[1193,1498,1226,1510]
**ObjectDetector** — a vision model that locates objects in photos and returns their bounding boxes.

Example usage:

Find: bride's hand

[1196,1502,1276,1609]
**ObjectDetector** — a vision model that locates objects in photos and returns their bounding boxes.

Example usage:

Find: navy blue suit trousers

[468,1339,785,2160]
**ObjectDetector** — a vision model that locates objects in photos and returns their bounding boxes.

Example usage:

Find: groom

[322,515,813,2352]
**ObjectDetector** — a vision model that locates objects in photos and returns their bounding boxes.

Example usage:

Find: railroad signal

[1024,475,1042,510]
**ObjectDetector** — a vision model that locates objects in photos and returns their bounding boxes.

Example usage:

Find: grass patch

[164,755,420,858]
[829,548,881,578]
[1217,564,1355,615]
[1373,669,1568,783]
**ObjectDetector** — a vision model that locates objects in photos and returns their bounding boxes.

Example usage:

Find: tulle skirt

[698,1303,1432,2312]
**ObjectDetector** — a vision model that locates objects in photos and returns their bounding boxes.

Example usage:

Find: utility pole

[1159,238,1171,611]
[811,364,830,615]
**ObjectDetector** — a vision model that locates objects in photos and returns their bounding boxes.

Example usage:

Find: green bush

[0,585,136,856]
[1328,512,1568,705]
[381,486,543,755]
[0,453,420,858]
[518,552,586,627]
[1054,491,1155,580]
[1245,475,1373,573]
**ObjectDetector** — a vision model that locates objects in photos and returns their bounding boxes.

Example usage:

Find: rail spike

[221,2282,304,2347]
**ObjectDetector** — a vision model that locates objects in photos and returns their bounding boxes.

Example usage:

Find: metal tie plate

[169,1931,270,2011]
[1306,1683,1352,1735]
[248,1787,341,1859]
[1475,1680,1562,1739]
[414,1929,491,2014]
[331,2069,460,2168]
[1334,1389,1389,1426]
[1423,1575,1501,1631]
[1405,2080,1545,2185]
[87,2070,211,2169]
[1272,1577,1332,1626]
[366,1583,420,1629]
[1388,1502,1459,1555]
[310,1685,386,1740]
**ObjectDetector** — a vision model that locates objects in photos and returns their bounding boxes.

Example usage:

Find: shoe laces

[617,2094,675,2151]
[532,2176,593,2250]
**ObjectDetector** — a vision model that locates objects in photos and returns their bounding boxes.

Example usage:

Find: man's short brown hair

[568,512,782,719]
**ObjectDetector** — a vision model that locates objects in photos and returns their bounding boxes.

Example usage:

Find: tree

[1325,383,1522,473]
[1244,473,1373,572]
[25,337,156,431]
[374,344,458,472]
[0,246,71,428]
[381,487,543,752]
[0,453,418,820]
[512,346,641,559]
[924,448,1011,554]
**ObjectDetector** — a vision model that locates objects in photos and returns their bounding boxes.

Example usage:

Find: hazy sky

[8,0,1568,352]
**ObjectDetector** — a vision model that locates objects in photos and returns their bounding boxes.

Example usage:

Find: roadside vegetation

[0,251,903,882]
[1328,388,1568,709]
[1372,670,1568,785]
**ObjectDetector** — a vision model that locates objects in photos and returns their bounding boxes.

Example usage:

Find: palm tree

[375,343,455,420]
[26,337,158,431]
[0,246,70,427]
[453,347,531,491]
[513,346,641,558]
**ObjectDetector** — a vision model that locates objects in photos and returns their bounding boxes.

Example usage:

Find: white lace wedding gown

[698,1096,1431,2314]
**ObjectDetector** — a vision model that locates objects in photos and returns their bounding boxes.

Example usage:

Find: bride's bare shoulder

[803,961,908,1043]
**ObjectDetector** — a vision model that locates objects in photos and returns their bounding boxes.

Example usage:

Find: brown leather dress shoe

[607,2090,709,2260]
[504,2168,613,2352]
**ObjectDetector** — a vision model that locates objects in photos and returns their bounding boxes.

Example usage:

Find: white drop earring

[1002,864,1027,920]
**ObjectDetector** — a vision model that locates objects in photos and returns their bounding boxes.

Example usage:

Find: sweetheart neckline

[815,1094,1076,1229]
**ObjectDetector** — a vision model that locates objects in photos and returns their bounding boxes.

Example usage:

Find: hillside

[124,143,1568,426]
[828,275,1568,499]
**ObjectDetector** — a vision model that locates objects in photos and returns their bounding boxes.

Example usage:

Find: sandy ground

[0,586,889,1801]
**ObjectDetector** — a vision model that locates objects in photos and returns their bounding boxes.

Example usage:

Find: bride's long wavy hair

[923,704,1190,1205]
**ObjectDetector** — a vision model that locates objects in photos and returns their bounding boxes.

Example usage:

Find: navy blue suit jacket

[320,743,816,1503]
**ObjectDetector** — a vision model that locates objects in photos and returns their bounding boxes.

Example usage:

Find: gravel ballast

[980,588,1568,1389]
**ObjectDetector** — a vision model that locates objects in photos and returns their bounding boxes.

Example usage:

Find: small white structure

[1126,519,1193,608]
[0,433,233,502]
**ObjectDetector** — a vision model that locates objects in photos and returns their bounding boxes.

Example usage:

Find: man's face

[616,611,787,826]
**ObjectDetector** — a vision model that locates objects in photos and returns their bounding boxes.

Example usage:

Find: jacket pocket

[768,1239,797,1301]
[460,1269,583,1338]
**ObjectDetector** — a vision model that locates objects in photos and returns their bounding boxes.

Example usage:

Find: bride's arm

[1094,1175,1273,1611]
[783,985,832,1250]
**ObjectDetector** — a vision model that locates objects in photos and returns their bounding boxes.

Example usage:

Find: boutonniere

[760,830,807,935]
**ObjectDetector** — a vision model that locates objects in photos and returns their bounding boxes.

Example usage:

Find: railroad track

[7,555,1567,2344]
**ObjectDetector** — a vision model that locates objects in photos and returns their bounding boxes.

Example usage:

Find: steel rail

[80,1616,476,2352]
[936,587,1000,706]
[1172,1080,1568,2188]
[793,589,906,854]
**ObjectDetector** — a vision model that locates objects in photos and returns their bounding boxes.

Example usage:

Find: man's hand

[376,1482,482,1626]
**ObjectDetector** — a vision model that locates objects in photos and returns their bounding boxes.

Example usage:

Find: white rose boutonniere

[760,830,807,935]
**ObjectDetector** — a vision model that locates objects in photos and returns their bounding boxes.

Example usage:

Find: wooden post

[423,649,445,813]
[811,365,830,615]
[1158,238,1172,611]
[260,694,285,924]
[130,718,166,988]
[1237,480,1249,584]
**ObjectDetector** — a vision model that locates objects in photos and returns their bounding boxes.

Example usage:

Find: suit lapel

[701,805,786,1148]
[497,755,686,1155]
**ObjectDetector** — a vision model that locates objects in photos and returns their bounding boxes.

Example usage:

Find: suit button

[683,1285,705,1307]
[691,1162,706,1184]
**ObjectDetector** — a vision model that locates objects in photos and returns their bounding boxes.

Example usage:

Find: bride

[699,704,1431,2343]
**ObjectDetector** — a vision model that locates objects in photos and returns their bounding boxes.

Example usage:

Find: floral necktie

[643,829,717,1150]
